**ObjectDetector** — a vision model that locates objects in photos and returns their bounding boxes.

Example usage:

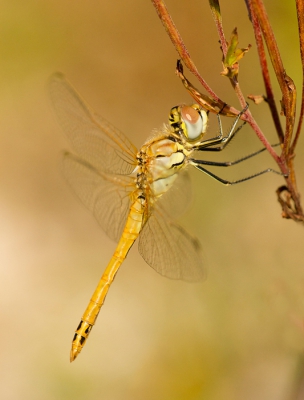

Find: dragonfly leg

[191,144,281,167]
[194,104,249,150]
[190,160,284,186]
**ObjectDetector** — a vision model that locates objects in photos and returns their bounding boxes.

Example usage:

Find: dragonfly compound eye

[180,105,208,140]
[169,104,208,141]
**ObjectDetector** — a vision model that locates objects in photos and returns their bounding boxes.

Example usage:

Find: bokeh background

[1,1,304,399]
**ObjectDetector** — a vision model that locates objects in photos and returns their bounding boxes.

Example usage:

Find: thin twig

[247,2,284,143]
[208,1,281,165]
[209,0,228,55]
[249,0,303,216]
[291,0,304,153]
[242,109,283,167]
[176,60,239,116]
[152,0,303,220]
[151,0,220,101]
[250,0,297,159]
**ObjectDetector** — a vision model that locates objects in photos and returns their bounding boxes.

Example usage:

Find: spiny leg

[198,122,246,152]
[214,104,248,149]
[194,103,249,150]
[191,143,281,167]
[190,161,284,186]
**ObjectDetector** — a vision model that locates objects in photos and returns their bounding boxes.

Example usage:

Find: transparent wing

[63,152,132,242]
[156,170,192,220]
[49,73,137,175]
[138,207,205,282]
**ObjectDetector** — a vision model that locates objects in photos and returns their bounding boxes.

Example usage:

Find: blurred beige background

[1,1,304,399]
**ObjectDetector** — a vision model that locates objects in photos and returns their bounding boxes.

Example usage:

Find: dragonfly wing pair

[50,73,204,281]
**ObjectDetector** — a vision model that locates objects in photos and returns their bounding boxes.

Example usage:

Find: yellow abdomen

[70,195,144,362]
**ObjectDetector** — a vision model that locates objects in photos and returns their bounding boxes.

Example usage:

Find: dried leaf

[248,94,265,104]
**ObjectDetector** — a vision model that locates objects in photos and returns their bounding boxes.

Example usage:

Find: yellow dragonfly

[49,73,277,362]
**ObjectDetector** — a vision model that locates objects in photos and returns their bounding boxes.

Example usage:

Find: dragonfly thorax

[136,136,188,199]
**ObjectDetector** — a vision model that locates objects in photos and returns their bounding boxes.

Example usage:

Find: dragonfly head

[169,104,208,141]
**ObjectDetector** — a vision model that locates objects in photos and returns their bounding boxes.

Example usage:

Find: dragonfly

[49,73,279,362]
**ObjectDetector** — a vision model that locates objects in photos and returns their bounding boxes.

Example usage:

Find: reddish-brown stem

[209,0,228,55]
[242,108,283,167]
[249,0,302,218]
[152,0,242,117]
[176,60,242,117]
[152,0,303,220]
[291,0,304,153]
[150,0,220,101]
[248,2,284,143]
[250,0,297,159]
[208,1,281,165]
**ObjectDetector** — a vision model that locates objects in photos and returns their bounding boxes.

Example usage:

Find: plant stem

[151,0,219,100]
[291,0,304,153]
[250,0,297,159]
[247,2,284,143]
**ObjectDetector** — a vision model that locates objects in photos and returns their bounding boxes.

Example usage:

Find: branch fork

[151,0,304,222]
